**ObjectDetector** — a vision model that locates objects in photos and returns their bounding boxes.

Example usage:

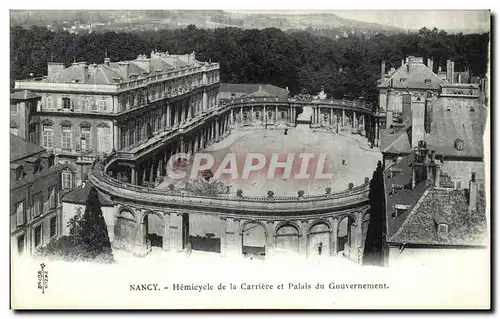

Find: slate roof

[379,126,412,155]
[10,90,41,100]
[10,134,45,162]
[379,58,445,90]
[388,188,487,246]
[426,97,486,158]
[218,83,289,98]
[62,182,114,207]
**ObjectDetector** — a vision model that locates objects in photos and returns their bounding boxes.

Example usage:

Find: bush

[325,187,332,194]
[267,190,274,198]
[348,182,354,190]
[168,183,175,191]
[364,177,370,184]
[201,169,214,181]
[236,189,243,197]
[298,190,305,197]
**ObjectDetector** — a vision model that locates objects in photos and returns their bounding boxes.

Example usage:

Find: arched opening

[275,224,300,257]
[114,209,136,251]
[337,215,356,258]
[241,222,266,260]
[143,212,164,250]
[308,222,331,257]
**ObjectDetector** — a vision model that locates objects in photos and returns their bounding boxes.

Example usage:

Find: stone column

[230,108,234,125]
[215,120,220,138]
[275,106,278,122]
[299,220,308,257]
[169,213,183,252]
[263,105,266,124]
[179,137,185,153]
[113,120,119,150]
[251,106,254,123]
[220,217,227,257]
[342,109,346,127]
[157,158,162,178]
[131,166,137,185]
[240,107,243,123]
[330,108,334,126]
[353,111,357,128]
[330,217,338,256]
[265,221,275,259]
[163,213,171,251]
[202,90,208,111]
[166,104,171,128]
[149,159,155,182]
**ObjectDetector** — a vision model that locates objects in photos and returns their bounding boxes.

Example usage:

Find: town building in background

[10,134,64,257]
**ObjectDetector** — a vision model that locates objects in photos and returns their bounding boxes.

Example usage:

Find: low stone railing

[90,156,370,213]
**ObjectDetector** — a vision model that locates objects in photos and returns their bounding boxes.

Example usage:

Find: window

[46,96,53,109]
[128,95,135,108]
[15,201,25,227]
[34,225,42,248]
[129,127,135,146]
[135,119,142,142]
[61,125,72,149]
[438,224,448,234]
[48,154,54,168]
[48,186,56,209]
[80,126,91,150]
[42,125,54,148]
[73,99,81,112]
[50,216,57,238]
[97,126,111,153]
[62,97,71,110]
[33,193,42,217]
[90,98,98,112]
[15,167,23,181]
[10,127,19,136]
[99,99,108,112]
[62,171,73,189]
[120,129,127,149]
[17,234,25,254]
[10,104,17,114]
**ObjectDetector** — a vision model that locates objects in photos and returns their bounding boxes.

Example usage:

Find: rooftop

[62,182,114,207]
[218,83,290,99]
[384,151,487,247]
[10,134,45,162]
[379,56,445,90]
[10,90,41,101]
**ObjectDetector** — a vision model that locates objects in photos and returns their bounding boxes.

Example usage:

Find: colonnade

[112,206,370,264]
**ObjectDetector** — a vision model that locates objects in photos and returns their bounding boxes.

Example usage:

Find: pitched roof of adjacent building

[379,125,412,155]
[10,134,45,162]
[10,90,41,100]
[62,182,114,207]
[218,83,290,98]
[379,57,445,90]
[384,151,487,247]
[388,188,487,246]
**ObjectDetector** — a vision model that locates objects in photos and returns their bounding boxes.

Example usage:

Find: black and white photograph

[8,6,491,309]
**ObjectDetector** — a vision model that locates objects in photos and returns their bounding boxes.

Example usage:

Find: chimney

[469,172,478,212]
[381,60,386,80]
[386,89,394,129]
[81,62,89,83]
[446,60,455,84]
[118,62,130,80]
[411,96,426,148]
[427,58,434,72]
[424,95,433,133]
[434,164,441,187]
[47,62,65,79]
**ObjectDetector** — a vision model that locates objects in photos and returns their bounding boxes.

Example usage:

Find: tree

[363,160,385,266]
[35,186,114,263]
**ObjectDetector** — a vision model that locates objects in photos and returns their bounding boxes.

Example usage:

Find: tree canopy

[11,26,489,105]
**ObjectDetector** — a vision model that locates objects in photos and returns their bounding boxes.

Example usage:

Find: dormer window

[393,204,409,218]
[454,138,465,151]
[438,224,448,234]
[400,78,407,83]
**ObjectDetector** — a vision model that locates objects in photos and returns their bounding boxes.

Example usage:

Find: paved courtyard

[161,126,381,197]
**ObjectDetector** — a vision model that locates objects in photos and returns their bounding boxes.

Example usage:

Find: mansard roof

[379,57,445,90]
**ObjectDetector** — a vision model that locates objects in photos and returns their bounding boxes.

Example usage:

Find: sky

[227,10,491,31]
